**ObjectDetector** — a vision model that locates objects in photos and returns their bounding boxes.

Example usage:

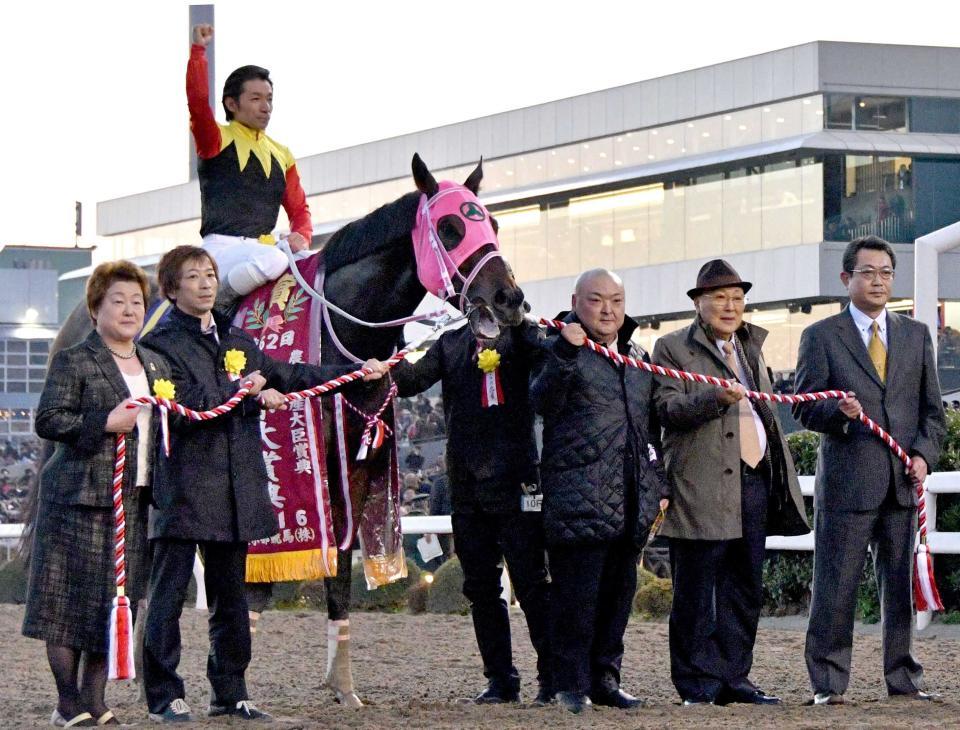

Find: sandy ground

[2,605,960,728]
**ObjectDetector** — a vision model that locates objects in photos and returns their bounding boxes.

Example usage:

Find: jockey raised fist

[192,24,213,46]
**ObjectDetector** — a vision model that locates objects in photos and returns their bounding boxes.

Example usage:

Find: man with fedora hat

[652,259,809,706]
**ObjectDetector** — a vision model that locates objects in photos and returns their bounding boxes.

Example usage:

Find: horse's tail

[17,439,51,563]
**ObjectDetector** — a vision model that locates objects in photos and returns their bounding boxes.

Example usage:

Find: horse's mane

[321,191,422,275]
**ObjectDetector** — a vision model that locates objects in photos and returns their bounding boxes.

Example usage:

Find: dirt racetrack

[2,604,959,728]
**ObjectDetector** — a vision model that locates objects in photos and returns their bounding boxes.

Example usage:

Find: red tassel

[108,594,135,680]
[913,545,944,612]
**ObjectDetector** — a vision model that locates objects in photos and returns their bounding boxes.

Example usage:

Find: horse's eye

[436,215,466,251]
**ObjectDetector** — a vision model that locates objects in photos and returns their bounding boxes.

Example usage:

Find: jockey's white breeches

[202,234,310,295]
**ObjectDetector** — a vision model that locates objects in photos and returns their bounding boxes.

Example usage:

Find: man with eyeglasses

[794,236,945,705]
[652,259,809,707]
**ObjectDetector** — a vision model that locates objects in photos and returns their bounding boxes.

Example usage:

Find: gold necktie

[868,321,887,382]
[723,342,762,468]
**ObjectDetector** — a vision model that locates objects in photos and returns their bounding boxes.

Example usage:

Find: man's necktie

[868,321,886,383]
[723,341,762,468]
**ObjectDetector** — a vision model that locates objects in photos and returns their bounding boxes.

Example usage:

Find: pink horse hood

[411,182,499,298]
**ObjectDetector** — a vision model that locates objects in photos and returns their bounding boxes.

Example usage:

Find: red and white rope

[539,317,943,610]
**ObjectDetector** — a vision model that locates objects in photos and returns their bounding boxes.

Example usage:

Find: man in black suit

[392,320,552,705]
[794,236,946,704]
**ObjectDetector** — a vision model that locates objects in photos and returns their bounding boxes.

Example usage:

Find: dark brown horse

[25,154,525,706]
[311,154,524,704]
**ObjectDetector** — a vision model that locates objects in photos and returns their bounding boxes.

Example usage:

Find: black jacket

[35,331,169,507]
[530,313,669,547]
[393,321,542,513]
[140,306,351,542]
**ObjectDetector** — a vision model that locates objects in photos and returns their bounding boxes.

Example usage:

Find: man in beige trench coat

[652,259,809,706]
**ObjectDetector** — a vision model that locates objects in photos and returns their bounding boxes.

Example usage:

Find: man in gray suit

[794,236,946,704]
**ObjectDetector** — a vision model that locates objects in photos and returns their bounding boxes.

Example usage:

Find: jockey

[187,24,312,304]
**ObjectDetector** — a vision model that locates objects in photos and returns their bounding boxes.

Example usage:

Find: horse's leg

[322,410,365,708]
[323,552,361,707]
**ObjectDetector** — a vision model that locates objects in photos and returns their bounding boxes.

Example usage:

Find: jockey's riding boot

[325,619,363,708]
[214,280,241,319]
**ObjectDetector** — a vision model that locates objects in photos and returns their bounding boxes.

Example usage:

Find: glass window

[826,94,854,130]
[801,161,824,244]
[762,100,803,141]
[495,205,545,281]
[801,95,824,133]
[514,152,548,188]
[545,204,579,278]
[836,155,914,243]
[722,107,762,149]
[855,96,907,132]
[484,157,516,193]
[612,193,652,270]
[649,185,685,264]
[648,124,685,162]
[761,164,803,248]
[684,116,722,156]
[612,130,649,169]
[579,138,614,176]
[722,171,762,253]
[577,210,615,271]
[684,177,723,259]
[547,144,581,182]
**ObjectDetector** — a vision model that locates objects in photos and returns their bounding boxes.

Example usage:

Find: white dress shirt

[848,302,888,350]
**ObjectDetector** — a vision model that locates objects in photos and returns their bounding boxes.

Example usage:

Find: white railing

[766,472,960,553]
[4,472,959,611]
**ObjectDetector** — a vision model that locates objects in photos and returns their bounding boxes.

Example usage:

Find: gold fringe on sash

[362,548,408,589]
[245,547,339,582]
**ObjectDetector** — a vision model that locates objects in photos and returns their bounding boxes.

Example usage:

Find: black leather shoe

[474,684,520,704]
[208,700,272,721]
[533,685,556,706]
[890,690,939,702]
[717,687,781,705]
[556,692,592,714]
[811,692,844,705]
[591,686,644,709]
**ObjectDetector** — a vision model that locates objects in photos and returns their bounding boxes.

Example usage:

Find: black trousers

[548,536,639,695]
[143,539,251,714]
[452,511,551,691]
[668,464,769,702]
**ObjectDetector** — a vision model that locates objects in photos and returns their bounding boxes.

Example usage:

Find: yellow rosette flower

[477,348,501,374]
[224,349,247,377]
[258,234,276,245]
[152,378,176,401]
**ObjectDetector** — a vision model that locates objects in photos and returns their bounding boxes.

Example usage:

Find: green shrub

[406,578,430,614]
[0,558,27,604]
[426,557,470,614]
[350,558,421,611]
[762,552,812,615]
[786,430,820,477]
[633,575,672,618]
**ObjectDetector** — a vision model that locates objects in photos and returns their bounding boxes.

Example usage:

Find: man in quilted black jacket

[530,268,669,714]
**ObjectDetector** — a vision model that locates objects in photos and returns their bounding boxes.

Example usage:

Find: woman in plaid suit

[22,261,169,728]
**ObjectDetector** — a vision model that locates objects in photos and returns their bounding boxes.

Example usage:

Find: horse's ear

[412,153,439,198]
[463,157,483,195]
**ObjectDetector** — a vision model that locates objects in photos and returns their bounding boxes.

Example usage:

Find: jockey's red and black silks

[187,44,312,241]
